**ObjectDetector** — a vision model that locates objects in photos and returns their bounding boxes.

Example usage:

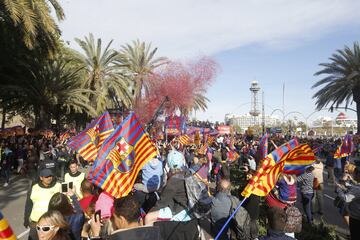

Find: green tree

[0,56,95,128]
[312,42,360,134]
[0,0,64,54]
[118,40,168,105]
[74,33,132,114]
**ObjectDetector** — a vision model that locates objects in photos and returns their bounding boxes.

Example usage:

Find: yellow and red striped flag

[0,211,16,240]
[241,143,315,198]
[178,134,191,145]
[89,112,158,198]
[207,135,215,145]
[198,143,208,155]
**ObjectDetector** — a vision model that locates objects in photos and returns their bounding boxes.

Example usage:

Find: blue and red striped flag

[89,112,158,198]
[67,112,114,161]
[165,116,186,135]
[266,138,299,165]
[195,163,209,184]
[334,134,354,159]
[259,133,269,160]
[283,144,317,175]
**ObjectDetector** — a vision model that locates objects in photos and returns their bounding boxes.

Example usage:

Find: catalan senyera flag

[334,134,354,159]
[0,211,16,240]
[67,112,114,162]
[198,143,208,155]
[60,131,70,143]
[207,135,215,145]
[178,134,191,145]
[241,139,299,198]
[89,112,158,198]
[259,133,269,160]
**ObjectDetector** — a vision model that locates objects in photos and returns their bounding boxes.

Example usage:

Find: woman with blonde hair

[36,210,71,240]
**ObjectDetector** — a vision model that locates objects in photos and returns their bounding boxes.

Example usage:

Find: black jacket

[157,172,188,215]
[109,226,162,240]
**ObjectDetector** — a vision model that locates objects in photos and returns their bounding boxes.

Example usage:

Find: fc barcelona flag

[67,112,114,161]
[165,116,186,135]
[259,133,269,160]
[89,112,158,198]
[334,134,354,158]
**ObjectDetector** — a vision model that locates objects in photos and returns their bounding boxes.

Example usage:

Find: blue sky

[58,0,360,123]
[200,26,360,122]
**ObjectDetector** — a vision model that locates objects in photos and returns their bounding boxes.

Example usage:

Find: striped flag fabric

[0,211,16,240]
[195,163,209,185]
[165,116,186,135]
[227,149,239,162]
[241,139,299,198]
[283,144,316,175]
[334,134,354,159]
[59,131,70,143]
[89,112,158,198]
[67,112,114,162]
[342,134,354,154]
[207,135,215,145]
[178,134,191,145]
[259,133,269,160]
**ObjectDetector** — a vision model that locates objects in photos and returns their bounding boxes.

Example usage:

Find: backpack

[228,196,251,240]
[184,173,212,219]
[284,206,302,233]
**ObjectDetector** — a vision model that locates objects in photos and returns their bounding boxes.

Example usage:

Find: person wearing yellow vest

[24,163,60,240]
[64,160,85,199]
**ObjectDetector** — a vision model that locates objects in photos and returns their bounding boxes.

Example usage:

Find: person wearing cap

[24,164,61,240]
[145,150,190,226]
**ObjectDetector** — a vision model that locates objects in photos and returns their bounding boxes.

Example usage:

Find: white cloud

[58,0,360,58]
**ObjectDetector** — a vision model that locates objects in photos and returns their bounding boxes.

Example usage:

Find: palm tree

[74,33,132,114]
[312,42,360,134]
[118,40,168,106]
[0,0,64,53]
[179,92,210,117]
[0,58,95,128]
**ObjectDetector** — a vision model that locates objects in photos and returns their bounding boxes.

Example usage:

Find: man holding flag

[214,139,316,240]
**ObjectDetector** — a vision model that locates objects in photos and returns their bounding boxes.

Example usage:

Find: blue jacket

[66,195,84,240]
[259,230,295,240]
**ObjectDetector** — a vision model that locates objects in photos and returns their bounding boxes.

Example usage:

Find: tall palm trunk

[1,106,6,129]
[34,105,49,129]
[356,102,360,134]
[353,85,360,134]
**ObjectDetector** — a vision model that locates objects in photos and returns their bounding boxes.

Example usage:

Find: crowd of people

[1,132,360,240]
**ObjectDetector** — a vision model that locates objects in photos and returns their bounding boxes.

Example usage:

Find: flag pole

[270,140,278,148]
[214,197,248,240]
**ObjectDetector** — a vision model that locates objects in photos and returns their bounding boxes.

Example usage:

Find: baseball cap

[39,168,53,177]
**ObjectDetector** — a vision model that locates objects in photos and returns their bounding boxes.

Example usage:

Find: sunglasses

[36,225,55,232]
